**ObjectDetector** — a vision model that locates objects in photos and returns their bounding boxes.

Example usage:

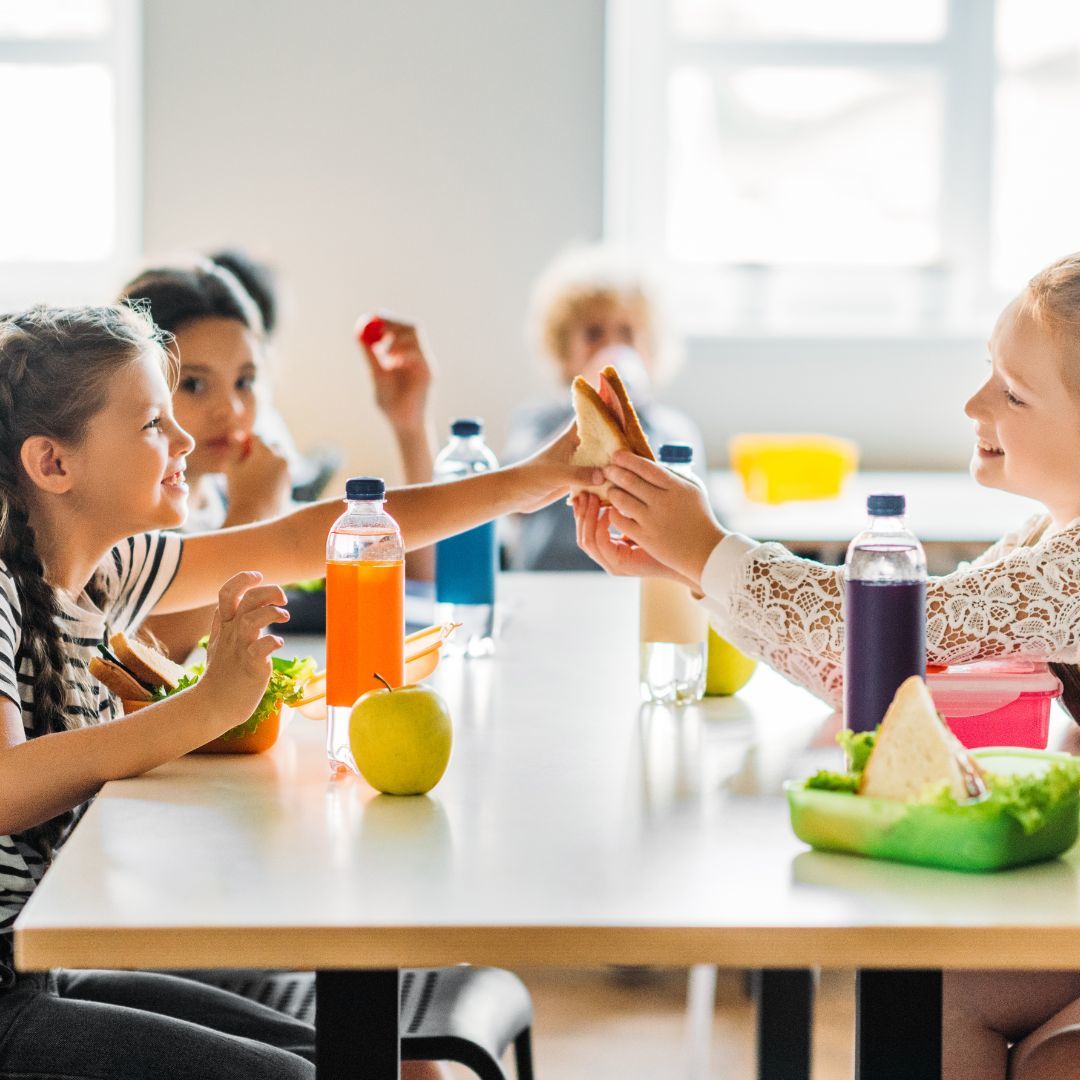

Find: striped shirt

[0,531,184,982]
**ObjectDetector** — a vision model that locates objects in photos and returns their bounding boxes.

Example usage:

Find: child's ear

[19,436,75,494]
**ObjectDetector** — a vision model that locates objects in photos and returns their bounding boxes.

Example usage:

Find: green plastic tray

[786,748,1080,873]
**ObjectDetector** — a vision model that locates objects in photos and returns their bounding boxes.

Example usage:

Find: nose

[171,418,196,458]
[964,377,991,421]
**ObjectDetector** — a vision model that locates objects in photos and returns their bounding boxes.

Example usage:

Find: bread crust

[109,631,187,692]
[599,366,654,460]
[88,656,153,702]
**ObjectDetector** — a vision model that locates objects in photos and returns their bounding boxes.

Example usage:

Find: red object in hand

[359,316,387,347]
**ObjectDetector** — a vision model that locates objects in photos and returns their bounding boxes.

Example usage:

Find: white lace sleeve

[699,519,1080,710]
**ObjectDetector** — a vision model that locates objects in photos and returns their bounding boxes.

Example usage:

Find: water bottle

[639,444,708,704]
[434,419,499,656]
[325,476,405,773]
[843,493,927,734]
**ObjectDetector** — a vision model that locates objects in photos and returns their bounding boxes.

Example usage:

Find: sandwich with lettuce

[90,631,316,744]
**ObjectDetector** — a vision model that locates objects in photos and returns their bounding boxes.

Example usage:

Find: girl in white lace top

[574,256,1080,720]
[574,253,1080,1079]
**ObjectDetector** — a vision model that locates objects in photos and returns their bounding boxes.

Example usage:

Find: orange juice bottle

[326,476,405,773]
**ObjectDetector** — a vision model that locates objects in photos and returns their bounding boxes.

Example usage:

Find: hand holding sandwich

[578,451,726,587]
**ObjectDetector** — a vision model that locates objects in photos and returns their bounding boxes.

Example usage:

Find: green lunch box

[785,748,1080,873]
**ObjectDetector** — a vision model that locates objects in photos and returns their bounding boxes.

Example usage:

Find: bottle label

[435,522,496,605]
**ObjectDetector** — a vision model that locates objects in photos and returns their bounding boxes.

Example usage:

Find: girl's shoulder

[98,531,184,630]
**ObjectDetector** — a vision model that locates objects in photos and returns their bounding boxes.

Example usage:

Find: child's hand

[599,450,725,586]
[356,314,434,434]
[224,434,292,525]
[200,571,288,724]
[573,492,700,587]
[509,422,602,513]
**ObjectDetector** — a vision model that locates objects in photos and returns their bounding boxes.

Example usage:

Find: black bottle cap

[345,476,385,500]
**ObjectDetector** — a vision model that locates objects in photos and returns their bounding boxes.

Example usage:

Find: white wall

[142,0,606,483]
[143,0,981,477]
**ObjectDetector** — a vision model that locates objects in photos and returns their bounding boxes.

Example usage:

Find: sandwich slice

[570,365,654,500]
[858,675,987,802]
[89,631,189,712]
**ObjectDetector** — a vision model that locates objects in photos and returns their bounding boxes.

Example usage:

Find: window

[606,0,1080,336]
[0,0,140,309]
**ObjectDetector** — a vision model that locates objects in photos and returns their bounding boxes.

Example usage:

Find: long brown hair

[0,305,174,852]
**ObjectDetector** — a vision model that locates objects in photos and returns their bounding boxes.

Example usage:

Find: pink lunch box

[927,659,1063,750]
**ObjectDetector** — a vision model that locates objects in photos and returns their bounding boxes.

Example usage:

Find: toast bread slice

[109,631,187,692]
[858,676,986,802]
[88,656,153,702]
[570,366,654,500]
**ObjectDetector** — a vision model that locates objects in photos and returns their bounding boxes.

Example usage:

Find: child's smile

[965,294,1080,528]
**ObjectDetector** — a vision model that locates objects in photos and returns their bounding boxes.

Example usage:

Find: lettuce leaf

[805,728,878,792]
[151,653,317,741]
[927,760,1080,834]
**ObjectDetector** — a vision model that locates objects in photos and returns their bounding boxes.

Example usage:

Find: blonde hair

[526,245,682,382]
[1025,253,1080,390]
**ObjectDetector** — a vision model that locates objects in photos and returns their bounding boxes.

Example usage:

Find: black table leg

[856,969,941,1080]
[755,968,814,1080]
[316,969,400,1079]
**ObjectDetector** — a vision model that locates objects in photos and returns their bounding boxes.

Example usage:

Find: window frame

[604,0,999,339]
[0,0,142,309]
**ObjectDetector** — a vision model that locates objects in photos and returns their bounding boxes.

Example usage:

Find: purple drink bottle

[843,493,927,734]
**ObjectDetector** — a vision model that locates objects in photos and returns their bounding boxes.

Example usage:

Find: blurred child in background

[502,244,705,570]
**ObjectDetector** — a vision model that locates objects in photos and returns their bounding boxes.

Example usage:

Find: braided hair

[0,305,171,853]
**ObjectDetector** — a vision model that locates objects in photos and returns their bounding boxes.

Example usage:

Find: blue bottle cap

[867,493,905,516]
[451,418,483,437]
[345,476,385,500]
[659,443,693,465]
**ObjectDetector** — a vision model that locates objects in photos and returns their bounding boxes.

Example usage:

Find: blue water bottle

[434,419,499,656]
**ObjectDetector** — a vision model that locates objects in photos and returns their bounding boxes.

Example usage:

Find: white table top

[15,574,1080,973]
[709,470,1043,546]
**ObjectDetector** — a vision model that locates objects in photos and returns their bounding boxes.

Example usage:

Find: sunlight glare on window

[991,0,1080,290]
[0,0,109,38]
[668,66,941,266]
[0,65,115,261]
[670,0,945,42]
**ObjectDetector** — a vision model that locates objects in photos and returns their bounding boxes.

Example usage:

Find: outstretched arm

[156,424,596,614]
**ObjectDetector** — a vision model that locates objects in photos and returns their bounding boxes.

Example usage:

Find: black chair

[207,966,534,1079]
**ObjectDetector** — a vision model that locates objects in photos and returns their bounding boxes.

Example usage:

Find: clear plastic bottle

[433,419,499,656]
[639,444,708,704]
[325,476,405,773]
[843,493,927,734]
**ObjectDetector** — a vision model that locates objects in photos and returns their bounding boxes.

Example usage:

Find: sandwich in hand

[570,365,654,501]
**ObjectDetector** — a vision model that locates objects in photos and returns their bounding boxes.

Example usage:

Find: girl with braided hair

[0,303,589,1079]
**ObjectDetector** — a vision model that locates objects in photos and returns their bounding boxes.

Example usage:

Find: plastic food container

[728,434,858,504]
[927,660,1062,750]
[786,748,1080,872]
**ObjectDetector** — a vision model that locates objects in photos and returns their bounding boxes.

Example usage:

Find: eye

[617,324,634,343]
[143,416,163,430]
[584,323,605,344]
[1004,387,1026,407]
[178,376,206,395]
[236,374,256,392]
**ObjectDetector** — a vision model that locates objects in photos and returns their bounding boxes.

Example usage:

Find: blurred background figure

[502,244,705,571]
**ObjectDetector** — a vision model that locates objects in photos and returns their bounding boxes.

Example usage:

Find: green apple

[349,679,453,795]
[705,627,757,696]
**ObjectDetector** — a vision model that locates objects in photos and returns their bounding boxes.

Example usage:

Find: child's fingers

[606,507,640,540]
[610,451,676,487]
[217,571,264,621]
[606,486,647,525]
[603,461,666,501]
[239,606,290,634]
[233,583,288,615]
[252,634,284,659]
